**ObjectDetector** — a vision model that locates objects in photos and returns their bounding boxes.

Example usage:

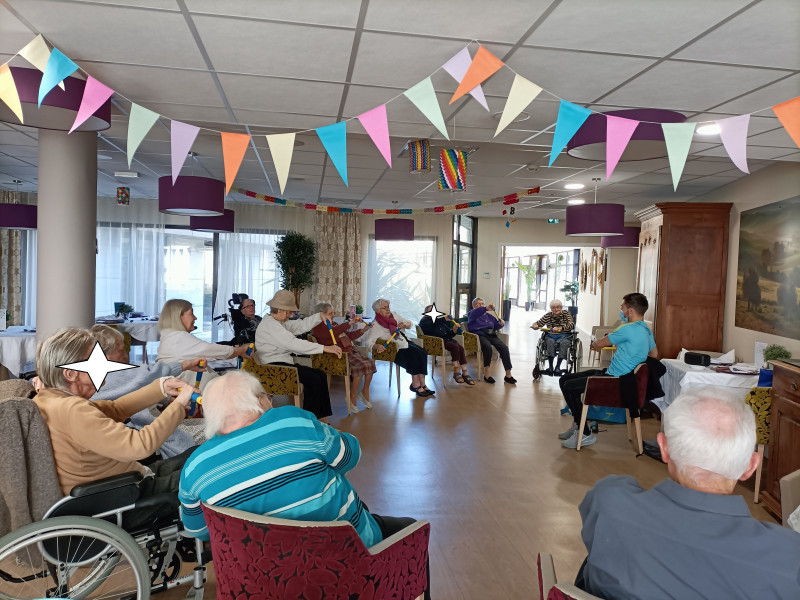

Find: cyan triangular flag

[662,122,697,190]
[316,121,348,186]
[127,103,160,167]
[549,100,591,166]
[38,47,78,106]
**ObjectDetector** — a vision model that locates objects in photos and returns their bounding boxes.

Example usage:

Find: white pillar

[36,130,97,342]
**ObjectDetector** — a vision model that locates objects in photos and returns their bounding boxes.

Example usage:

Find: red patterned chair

[538,553,602,600]
[202,503,430,599]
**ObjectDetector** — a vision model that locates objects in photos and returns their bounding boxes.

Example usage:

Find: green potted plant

[274,231,317,308]
[763,344,792,368]
[560,280,579,319]
[119,303,134,320]
[516,261,538,311]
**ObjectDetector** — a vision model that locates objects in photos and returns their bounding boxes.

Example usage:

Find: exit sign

[547,218,560,224]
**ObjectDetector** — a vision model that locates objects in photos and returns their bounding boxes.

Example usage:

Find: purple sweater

[467,306,502,333]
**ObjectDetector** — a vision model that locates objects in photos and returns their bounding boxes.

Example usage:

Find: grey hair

[471,297,484,308]
[372,298,389,312]
[202,371,267,439]
[89,324,123,355]
[158,299,193,333]
[240,298,256,308]
[314,302,333,314]
[549,298,563,308]
[36,328,95,392]
[663,386,756,481]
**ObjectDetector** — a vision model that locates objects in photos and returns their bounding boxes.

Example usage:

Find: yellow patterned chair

[745,386,772,504]
[307,335,356,415]
[415,326,447,386]
[242,358,302,408]
[458,331,483,381]
[107,325,133,355]
[371,339,401,398]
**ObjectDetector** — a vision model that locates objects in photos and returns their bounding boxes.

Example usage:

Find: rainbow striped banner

[439,149,467,190]
[408,139,431,172]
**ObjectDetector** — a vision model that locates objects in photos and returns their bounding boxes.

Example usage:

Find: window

[366,237,436,319]
[451,215,476,318]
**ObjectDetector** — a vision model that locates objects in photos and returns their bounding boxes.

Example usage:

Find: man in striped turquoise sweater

[178,371,410,548]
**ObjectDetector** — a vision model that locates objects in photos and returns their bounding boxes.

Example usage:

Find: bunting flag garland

[404,77,450,140]
[69,76,114,133]
[266,132,295,194]
[170,120,200,184]
[18,34,64,90]
[450,46,504,105]
[316,121,348,185]
[495,74,542,137]
[0,65,23,123]
[772,96,800,149]
[221,132,251,195]
[606,115,639,180]
[442,48,489,111]
[662,122,697,190]
[38,48,78,106]
[549,100,592,166]
[438,149,467,190]
[357,104,392,167]
[717,114,750,174]
[409,139,431,172]
[127,103,160,167]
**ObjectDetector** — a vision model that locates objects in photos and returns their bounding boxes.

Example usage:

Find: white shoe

[348,401,359,414]
[358,392,372,409]
[558,422,578,440]
[561,430,596,449]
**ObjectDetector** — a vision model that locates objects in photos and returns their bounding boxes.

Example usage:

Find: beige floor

[168,308,774,599]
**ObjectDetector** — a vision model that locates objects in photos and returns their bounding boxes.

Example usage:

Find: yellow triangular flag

[18,34,65,90]
[0,64,24,123]
[495,74,542,137]
[266,132,295,194]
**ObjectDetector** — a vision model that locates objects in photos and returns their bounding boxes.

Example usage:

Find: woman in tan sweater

[34,327,199,529]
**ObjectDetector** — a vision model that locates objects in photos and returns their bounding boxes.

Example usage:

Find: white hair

[314,302,333,314]
[549,299,564,309]
[372,298,389,312]
[471,297,483,308]
[202,371,266,439]
[663,386,756,480]
[89,324,124,354]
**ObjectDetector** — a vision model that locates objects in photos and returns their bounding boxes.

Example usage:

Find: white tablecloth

[654,358,759,411]
[115,319,160,342]
[0,326,37,377]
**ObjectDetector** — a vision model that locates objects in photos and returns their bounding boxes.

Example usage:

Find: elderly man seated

[577,386,800,600]
[178,371,429,597]
[466,297,515,384]
[530,298,574,376]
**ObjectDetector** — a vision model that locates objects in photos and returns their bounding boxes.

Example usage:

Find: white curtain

[366,236,437,319]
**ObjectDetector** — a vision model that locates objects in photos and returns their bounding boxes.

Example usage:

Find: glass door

[451,216,476,318]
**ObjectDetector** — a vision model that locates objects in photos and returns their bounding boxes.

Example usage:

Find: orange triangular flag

[773,96,800,149]
[449,46,504,104]
[221,132,250,195]
[0,64,24,123]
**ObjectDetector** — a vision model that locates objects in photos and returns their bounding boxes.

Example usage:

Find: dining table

[0,326,37,377]
[653,358,760,412]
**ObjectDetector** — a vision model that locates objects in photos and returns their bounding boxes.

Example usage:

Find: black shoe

[421,386,436,396]
[552,369,561,377]
[484,376,496,384]
[544,368,553,376]
[411,385,427,397]
[504,376,517,384]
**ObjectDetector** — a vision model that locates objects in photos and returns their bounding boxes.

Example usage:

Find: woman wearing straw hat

[254,290,342,420]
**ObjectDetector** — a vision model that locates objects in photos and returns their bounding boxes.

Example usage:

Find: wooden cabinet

[635,203,732,360]
[761,361,800,518]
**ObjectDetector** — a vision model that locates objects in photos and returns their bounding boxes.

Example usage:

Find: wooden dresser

[761,360,800,518]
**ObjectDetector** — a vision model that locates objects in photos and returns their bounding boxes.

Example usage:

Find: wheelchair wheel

[569,339,584,373]
[0,516,150,599]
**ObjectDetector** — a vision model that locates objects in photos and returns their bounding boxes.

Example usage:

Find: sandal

[411,385,428,397]
[421,386,436,396]
[453,372,465,384]
[462,374,476,385]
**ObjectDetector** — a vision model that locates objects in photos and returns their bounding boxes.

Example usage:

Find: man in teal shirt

[557,293,657,448]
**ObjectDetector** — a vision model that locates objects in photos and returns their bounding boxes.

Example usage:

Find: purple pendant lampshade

[567,109,686,161]
[374,218,414,241]
[601,226,641,248]
[159,176,224,216]
[565,203,625,237]
[190,209,235,232]
[0,67,111,131]
[0,204,37,229]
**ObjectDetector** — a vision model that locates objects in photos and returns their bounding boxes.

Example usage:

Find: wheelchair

[531,328,583,380]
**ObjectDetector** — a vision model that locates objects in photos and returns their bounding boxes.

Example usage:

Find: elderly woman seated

[33,327,200,530]
[254,290,343,421]
[233,297,262,344]
[530,298,575,376]
[419,305,475,385]
[362,298,434,397]
[156,298,250,388]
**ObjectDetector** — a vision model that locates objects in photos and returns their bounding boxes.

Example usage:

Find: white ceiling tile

[771,152,800,162]
[712,73,800,115]
[218,74,343,116]
[747,127,800,149]
[696,145,796,160]
[186,0,362,28]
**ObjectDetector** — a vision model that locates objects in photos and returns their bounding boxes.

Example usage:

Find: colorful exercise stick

[325,319,338,345]
[383,327,401,348]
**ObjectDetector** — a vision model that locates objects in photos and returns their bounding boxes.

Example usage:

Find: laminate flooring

[165,312,774,599]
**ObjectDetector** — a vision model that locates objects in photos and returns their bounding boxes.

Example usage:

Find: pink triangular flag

[442,48,489,111]
[170,120,200,184]
[69,76,114,133]
[716,114,750,174]
[606,115,639,179]
[357,104,392,167]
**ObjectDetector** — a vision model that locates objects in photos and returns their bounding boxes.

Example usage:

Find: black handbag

[684,352,711,367]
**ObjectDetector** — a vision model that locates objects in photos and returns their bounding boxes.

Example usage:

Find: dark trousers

[477,334,512,370]
[372,513,432,600]
[443,340,467,365]
[395,343,429,376]
[272,362,333,419]
[558,369,606,434]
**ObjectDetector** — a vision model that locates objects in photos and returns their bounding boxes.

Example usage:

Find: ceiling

[0,0,798,220]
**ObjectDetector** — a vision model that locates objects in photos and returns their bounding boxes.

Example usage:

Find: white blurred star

[58,342,138,392]
[423,303,446,321]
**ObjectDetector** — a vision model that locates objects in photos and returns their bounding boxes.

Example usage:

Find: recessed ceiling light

[564,183,585,190]
[491,111,530,124]
[696,124,721,135]
[97,154,113,160]
[294,140,305,147]
[114,171,139,178]
[567,198,585,205]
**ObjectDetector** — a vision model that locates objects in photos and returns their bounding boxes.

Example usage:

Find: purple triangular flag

[717,114,750,174]
[442,48,489,111]
[606,115,639,179]
[171,120,200,184]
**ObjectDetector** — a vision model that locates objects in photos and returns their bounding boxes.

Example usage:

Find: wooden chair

[203,503,430,600]
[744,386,772,503]
[577,363,649,453]
[416,326,447,386]
[589,326,616,367]
[538,553,602,600]
[308,334,355,415]
[242,358,302,408]
[371,338,401,397]
[458,331,483,380]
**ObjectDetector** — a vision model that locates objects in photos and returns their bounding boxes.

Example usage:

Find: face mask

[619,309,628,323]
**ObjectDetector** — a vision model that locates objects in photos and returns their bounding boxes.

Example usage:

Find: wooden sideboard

[760,360,800,518]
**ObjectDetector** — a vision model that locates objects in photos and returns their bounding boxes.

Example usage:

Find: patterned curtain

[313,212,362,314]
[0,190,23,325]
